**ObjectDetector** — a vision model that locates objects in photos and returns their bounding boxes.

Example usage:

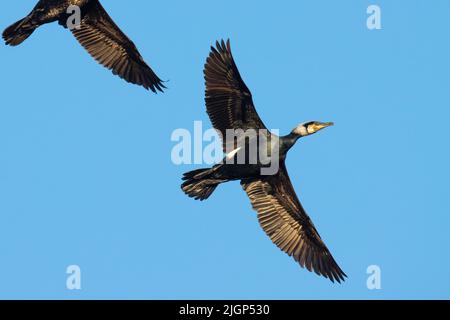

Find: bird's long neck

[281,132,302,154]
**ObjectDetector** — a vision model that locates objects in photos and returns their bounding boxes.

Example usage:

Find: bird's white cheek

[296,126,308,136]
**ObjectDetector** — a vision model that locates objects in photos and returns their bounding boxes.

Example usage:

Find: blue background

[0,0,449,299]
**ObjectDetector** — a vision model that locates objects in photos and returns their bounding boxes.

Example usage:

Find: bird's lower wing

[241,165,346,283]
[70,1,164,92]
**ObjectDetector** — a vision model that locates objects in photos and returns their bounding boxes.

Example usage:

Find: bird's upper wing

[241,163,346,283]
[204,40,267,152]
[70,1,165,92]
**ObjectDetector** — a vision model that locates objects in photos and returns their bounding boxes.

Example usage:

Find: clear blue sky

[0,0,449,299]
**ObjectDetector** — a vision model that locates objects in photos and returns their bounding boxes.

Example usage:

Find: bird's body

[23,0,90,25]
[182,40,346,283]
[3,0,165,92]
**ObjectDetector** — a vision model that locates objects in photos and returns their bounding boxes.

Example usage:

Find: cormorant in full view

[182,40,346,283]
[3,0,165,93]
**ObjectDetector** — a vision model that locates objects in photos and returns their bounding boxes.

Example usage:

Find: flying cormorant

[2,0,165,92]
[182,40,346,283]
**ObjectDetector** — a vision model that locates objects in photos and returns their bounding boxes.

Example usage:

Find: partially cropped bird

[2,0,165,93]
[182,40,346,283]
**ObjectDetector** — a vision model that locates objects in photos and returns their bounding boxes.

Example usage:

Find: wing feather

[71,1,165,92]
[204,40,267,151]
[241,164,346,283]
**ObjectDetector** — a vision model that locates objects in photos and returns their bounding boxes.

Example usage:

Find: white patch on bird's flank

[226,147,242,160]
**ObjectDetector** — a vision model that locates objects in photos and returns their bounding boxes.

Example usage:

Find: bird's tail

[3,17,37,46]
[181,167,226,201]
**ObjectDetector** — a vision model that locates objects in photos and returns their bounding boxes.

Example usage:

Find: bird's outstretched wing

[71,1,165,92]
[241,163,347,283]
[204,40,267,151]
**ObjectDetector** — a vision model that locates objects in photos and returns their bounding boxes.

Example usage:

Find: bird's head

[292,121,334,137]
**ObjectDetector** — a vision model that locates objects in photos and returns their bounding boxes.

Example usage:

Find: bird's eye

[305,122,314,129]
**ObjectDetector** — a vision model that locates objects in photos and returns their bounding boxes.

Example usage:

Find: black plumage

[2,0,165,92]
[182,40,346,283]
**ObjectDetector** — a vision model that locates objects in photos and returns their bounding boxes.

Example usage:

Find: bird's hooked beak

[308,122,334,134]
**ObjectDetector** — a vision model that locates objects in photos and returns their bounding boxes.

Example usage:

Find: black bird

[2,0,165,93]
[182,40,346,283]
